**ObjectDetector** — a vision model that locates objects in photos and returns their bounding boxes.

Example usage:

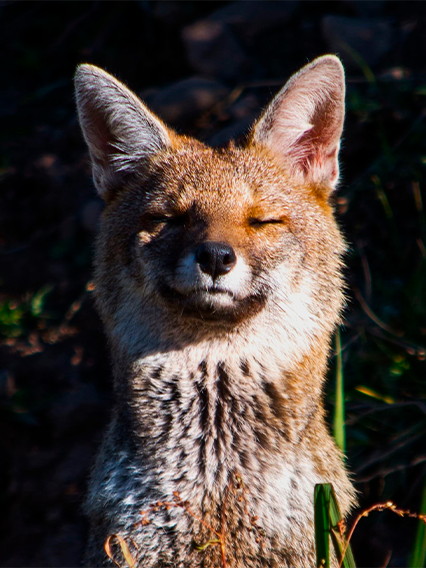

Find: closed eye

[248,218,283,227]
[148,214,187,227]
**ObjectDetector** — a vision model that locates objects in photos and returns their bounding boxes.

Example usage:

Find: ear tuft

[74,64,172,200]
[251,55,345,191]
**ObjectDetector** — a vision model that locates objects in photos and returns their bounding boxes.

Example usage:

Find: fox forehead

[130,142,321,219]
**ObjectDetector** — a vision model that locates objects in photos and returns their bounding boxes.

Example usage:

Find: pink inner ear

[92,120,112,159]
[252,56,345,191]
[82,101,117,166]
[294,98,343,185]
[277,94,343,188]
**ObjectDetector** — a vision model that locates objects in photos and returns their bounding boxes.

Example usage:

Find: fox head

[75,56,346,351]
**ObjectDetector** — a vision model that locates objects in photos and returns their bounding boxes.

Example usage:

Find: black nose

[195,242,236,279]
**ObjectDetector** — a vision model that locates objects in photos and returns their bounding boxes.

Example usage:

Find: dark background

[1,1,426,566]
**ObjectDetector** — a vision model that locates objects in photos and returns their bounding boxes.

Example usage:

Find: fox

[75,55,356,568]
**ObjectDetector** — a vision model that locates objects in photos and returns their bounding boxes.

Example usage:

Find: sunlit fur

[75,56,356,568]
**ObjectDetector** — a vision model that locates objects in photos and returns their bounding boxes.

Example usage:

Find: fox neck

[108,294,332,502]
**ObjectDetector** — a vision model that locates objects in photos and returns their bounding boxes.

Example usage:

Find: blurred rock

[151,1,183,25]
[146,77,229,128]
[208,91,262,146]
[182,19,250,81]
[343,0,387,17]
[208,0,298,38]
[208,116,254,147]
[322,16,394,71]
[228,92,261,121]
[182,1,298,81]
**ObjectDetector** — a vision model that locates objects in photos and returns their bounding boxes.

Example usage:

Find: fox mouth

[159,283,235,307]
[158,283,266,323]
[195,287,234,298]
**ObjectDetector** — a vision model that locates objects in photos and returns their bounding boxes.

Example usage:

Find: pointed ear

[251,55,345,192]
[74,64,173,200]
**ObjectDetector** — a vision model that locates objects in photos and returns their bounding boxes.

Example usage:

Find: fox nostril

[223,252,234,266]
[196,242,236,278]
[196,249,211,267]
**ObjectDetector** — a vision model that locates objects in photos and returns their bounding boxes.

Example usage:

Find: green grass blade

[329,485,357,568]
[30,285,52,317]
[409,476,426,568]
[315,484,331,568]
[333,329,346,454]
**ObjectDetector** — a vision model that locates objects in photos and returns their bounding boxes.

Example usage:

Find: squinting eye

[148,214,187,226]
[248,218,283,227]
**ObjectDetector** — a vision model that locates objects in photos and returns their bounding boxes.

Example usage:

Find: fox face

[99,144,320,327]
[130,153,269,324]
[75,56,345,342]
